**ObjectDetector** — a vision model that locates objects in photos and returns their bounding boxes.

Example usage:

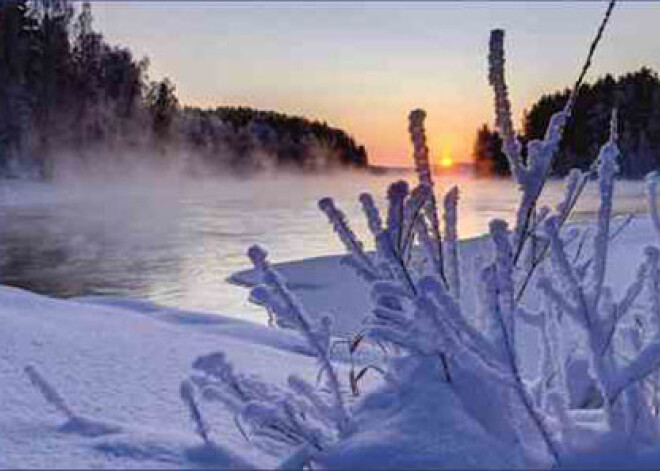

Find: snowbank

[0,284,329,468]
[2,214,657,469]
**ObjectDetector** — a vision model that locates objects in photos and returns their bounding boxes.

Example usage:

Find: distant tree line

[474,67,660,179]
[0,0,368,179]
[181,106,367,175]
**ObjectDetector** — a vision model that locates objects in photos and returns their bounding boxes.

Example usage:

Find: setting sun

[437,142,454,168]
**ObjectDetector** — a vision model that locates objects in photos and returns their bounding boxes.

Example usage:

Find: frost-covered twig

[489,1,616,268]
[443,186,460,298]
[409,109,447,286]
[531,109,660,434]
[488,29,522,179]
[189,351,331,454]
[401,184,431,258]
[415,216,442,277]
[588,109,619,310]
[599,250,649,357]
[484,222,561,464]
[25,365,121,438]
[386,181,409,253]
[608,247,660,405]
[319,197,378,280]
[375,231,417,295]
[410,108,433,190]
[490,220,516,362]
[570,0,617,100]
[609,214,634,242]
[247,245,351,437]
[489,28,571,265]
[359,192,383,240]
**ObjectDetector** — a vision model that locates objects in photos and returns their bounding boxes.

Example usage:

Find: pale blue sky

[93,2,660,166]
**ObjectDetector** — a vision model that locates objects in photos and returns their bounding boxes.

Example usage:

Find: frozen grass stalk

[488,0,616,266]
[359,192,383,239]
[409,109,447,286]
[247,245,351,437]
[319,197,377,280]
[443,186,460,298]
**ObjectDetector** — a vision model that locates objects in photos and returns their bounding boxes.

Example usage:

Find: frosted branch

[386,181,409,253]
[587,109,619,309]
[319,197,377,279]
[359,192,383,239]
[248,245,351,436]
[408,109,447,286]
[488,29,523,179]
[443,186,460,298]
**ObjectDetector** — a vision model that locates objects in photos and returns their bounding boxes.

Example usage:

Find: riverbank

[2,214,657,468]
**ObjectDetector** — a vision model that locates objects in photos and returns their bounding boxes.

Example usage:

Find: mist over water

[0,169,648,324]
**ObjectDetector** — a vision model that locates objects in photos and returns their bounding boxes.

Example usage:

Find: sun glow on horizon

[437,141,454,169]
[440,156,454,168]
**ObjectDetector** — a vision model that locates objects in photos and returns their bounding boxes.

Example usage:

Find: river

[0,170,648,323]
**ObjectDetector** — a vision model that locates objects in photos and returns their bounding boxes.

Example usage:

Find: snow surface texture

[0,285,313,468]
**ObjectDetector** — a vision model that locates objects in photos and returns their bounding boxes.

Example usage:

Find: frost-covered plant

[319,115,565,462]
[318,197,379,282]
[521,108,660,446]
[409,109,447,286]
[183,246,353,466]
[315,105,660,466]
[186,350,335,459]
[310,4,648,465]
[246,245,350,437]
[488,0,616,267]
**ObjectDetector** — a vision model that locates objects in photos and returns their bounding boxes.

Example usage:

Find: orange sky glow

[94,2,660,168]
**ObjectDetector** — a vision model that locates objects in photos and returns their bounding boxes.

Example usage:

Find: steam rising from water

[0,167,648,323]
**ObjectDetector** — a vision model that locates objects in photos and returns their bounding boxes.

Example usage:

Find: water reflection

[0,173,648,323]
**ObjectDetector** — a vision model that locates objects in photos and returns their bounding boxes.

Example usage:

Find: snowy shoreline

[1,214,657,468]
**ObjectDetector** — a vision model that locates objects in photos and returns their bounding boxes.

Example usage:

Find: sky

[93,1,660,167]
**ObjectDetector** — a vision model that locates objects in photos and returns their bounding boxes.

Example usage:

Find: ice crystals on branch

[318,197,379,282]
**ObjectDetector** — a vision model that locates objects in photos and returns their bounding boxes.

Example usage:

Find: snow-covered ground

[0,284,325,468]
[2,214,657,469]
